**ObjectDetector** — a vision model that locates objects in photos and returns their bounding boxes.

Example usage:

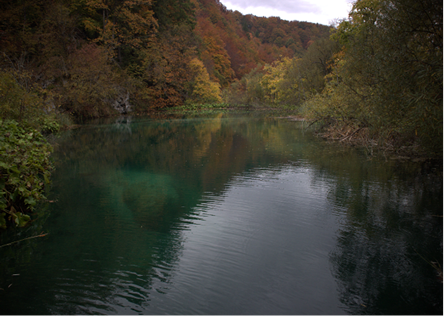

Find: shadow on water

[335,183,442,314]
[0,112,441,314]
[307,145,443,314]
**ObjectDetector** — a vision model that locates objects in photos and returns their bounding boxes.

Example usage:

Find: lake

[0,112,442,314]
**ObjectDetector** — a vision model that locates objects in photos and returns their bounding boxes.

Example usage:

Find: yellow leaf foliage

[188,58,222,104]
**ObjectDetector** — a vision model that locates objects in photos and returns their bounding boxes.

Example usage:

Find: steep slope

[0,0,331,116]
[194,0,331,85]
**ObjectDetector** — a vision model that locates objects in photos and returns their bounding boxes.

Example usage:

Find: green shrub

[38,116,61,134]
[0,120,53,229]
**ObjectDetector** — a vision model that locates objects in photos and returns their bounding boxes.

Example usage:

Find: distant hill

[194,0,331,83]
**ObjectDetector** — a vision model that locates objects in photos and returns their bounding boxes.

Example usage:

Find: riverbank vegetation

[0,69,59,229]
[0,120,53,229]
[305,0,442,157]
[223,0,442,157]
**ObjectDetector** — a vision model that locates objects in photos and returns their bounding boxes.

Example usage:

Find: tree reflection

[1,112,441,314]
[8,112,302,314]
[43,114,444,314]
[325,160,443,314]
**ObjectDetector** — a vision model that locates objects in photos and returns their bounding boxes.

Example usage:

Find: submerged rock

[121,172,179,230]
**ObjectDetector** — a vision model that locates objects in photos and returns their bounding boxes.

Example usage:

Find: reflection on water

[0,112,442,314]
[329,167,443,315]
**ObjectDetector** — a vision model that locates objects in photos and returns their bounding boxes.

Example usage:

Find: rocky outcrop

[112,92,132,114]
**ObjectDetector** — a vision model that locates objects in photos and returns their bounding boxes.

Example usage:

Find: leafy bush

[38,116,61,134]
[0,120,53,229]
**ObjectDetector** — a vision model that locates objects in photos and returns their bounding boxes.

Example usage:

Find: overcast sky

[220,0,354,25]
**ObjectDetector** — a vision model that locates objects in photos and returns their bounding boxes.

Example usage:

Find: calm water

[0,112,442,314]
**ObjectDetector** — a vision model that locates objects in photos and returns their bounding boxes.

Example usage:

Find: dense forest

[0,0,330,115]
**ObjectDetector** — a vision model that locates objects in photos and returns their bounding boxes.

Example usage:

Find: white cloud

[237,0,322,13]
[221,0,353,25]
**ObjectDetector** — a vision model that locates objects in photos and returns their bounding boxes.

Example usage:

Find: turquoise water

[0,112,442,314]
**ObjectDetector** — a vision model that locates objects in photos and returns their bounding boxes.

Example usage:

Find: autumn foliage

[0,0,331,118]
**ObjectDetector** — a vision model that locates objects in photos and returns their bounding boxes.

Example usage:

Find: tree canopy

[303,0,442,155]
[0,0,330,116]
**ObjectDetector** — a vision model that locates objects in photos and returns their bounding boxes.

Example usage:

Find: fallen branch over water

[305,118,441,159]
[340,127,363,142]
[0,232,49,248]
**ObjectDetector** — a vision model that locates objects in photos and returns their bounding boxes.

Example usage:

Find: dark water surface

[1,112,442,314]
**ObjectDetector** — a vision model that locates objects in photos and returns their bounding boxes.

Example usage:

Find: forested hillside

[0,0,330,116]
